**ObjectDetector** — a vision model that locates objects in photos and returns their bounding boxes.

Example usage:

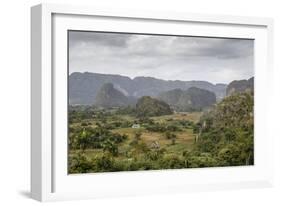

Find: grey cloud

[193,38,253,59]
[68,31,254,84]
[126,36,253,59]
[69,31,131,47]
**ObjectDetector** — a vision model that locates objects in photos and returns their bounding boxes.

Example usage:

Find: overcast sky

[69,31,254,84]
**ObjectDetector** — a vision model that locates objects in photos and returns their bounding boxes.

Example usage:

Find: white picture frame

[31,3,274,202]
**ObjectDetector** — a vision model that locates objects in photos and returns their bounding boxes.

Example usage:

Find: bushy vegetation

[68,92,254,174]
[69,125,128,150]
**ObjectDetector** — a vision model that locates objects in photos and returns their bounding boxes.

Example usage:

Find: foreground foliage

[68,92,254,173]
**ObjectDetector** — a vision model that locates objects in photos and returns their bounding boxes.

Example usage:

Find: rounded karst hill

[158,88,183,105]
[136,96,173,117]
[226,77,254,96]
[158,87,216,112]
[184,87,216,109]
[94,83,130,108]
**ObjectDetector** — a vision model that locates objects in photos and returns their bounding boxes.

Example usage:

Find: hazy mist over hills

[69,72,227,105]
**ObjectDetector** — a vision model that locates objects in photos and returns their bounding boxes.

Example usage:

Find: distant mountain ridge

[69,72,227,105]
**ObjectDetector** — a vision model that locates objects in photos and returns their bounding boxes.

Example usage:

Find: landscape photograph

[68,31,254,174]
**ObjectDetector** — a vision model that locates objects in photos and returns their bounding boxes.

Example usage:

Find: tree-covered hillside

[190,91,254,166]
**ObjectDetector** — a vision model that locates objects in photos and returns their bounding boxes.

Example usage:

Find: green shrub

[68,152,94,173]
[160,154,185,169]
[92,153,115,172]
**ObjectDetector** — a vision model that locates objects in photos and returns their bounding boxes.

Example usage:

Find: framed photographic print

[31,3,274,201]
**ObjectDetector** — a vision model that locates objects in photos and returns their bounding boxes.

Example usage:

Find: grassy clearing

[72,112,201,162]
